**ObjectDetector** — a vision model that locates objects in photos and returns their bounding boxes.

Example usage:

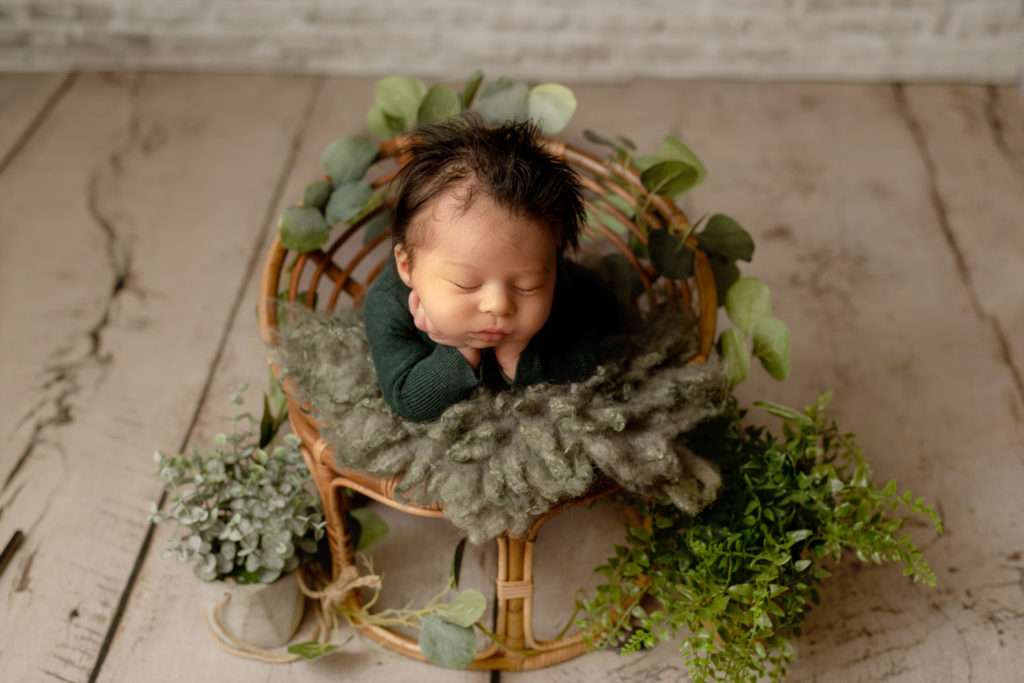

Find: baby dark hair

[390,112,585,263]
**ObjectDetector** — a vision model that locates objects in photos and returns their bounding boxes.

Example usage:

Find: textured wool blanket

[270,298,732,544]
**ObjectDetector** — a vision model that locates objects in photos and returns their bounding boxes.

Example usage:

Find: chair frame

[257,133,718,670]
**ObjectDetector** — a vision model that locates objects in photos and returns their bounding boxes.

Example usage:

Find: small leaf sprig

[574,391,943,682]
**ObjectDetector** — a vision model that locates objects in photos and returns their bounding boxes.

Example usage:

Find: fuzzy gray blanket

[270,299,732,544]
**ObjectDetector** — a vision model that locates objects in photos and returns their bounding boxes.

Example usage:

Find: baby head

[390,113,586,350]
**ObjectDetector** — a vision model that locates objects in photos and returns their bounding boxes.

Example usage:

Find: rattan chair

[257,132,718,671]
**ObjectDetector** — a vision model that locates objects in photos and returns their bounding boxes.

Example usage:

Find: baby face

[394,188,558,350]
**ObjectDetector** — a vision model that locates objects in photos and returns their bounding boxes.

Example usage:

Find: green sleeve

[363,277,482,422]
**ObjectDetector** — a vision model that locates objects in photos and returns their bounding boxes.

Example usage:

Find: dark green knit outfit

[362,253,630,423]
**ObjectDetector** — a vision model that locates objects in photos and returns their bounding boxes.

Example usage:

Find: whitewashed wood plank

[96,75,489,682]
[899,84,1024,402]
[0,72,318,683]
[508,80,1024,681]
[0,72,70,172]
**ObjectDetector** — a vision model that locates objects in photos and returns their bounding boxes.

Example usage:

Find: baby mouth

[473,329,509,339]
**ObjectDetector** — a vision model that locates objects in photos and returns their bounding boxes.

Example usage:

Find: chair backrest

[259,133,717,365]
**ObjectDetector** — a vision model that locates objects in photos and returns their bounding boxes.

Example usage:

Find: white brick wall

[0,0,1021,82]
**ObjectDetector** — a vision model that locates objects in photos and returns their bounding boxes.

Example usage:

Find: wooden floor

[1,71,1022,682]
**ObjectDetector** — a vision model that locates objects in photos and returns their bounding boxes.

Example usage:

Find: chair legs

[301,444,616,671]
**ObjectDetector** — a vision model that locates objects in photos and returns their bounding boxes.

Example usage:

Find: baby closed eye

[449,281,542,294]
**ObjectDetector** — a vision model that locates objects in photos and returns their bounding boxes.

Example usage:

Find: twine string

[204,562,380,663]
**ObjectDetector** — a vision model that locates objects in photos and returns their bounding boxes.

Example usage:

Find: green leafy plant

[149,381,326,584]
[574,391,942,682]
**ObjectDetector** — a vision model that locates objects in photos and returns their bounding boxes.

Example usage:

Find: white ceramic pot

[204,571,306,649]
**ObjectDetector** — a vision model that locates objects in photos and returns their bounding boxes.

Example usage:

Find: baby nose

[479,285,515,317]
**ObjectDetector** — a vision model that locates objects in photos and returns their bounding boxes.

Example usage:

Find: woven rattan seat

[257,132,718,670]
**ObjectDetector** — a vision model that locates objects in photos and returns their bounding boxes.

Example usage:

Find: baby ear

[393,244,413,287]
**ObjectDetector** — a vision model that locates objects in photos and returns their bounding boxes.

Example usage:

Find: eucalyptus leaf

[376,75,427,130]
[288,641,339,661]
[418,84,462,125]
[698,214,755,262]
[367,103,406,140]
[302,179,332,211]
[348,186,387,225]
[461,69,484,109]
[632,154,660,172]
[418,614,477,669]
[724,277,773,336]
[350,508,389,551]
[655,135,707,186]
[320,136,378,187]
[436,589,487,628]
[649,228,694,279]
[718,327,749,387]
[278,206,329,253]
[751,317,791,380]
[527,83,577,134]
[640,160,700,199]
[325,180,374,225]
[472,77,529,124]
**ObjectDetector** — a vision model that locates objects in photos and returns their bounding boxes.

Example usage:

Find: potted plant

[149,378,326,649]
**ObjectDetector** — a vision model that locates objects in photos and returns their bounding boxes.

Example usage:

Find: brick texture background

[0,0,1021,83]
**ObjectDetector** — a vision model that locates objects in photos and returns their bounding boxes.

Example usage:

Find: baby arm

[363,285,482,423]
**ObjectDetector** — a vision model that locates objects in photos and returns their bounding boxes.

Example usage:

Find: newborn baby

[363,114,629,423]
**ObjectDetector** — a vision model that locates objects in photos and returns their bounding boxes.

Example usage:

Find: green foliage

[721,277,792,385]
[698,214,755,263]
[574,392,942,682]
[302,179,332,211]
[325,180,374,225]
[648,228,695,279]
[373,75,427,132]
[435,590,488,628]
[419,615,478,669]
[418,84,463,124]
[526,83,578,134]
[320,135,378,187]
[287,640,341,660]
[277,206,328,252]
[149,384,326,584]
[472,76,530,124]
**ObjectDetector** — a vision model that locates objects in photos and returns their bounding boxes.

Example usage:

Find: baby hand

[408,290,480,369]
